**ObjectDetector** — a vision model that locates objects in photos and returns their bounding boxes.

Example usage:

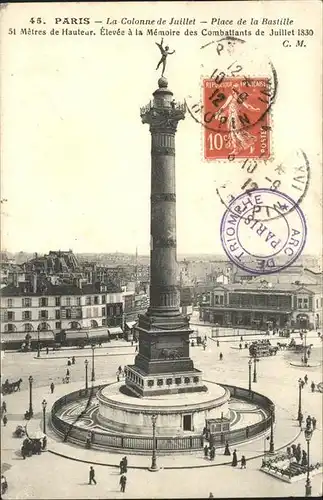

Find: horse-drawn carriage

[287,338,313,352]
[1,378,22,395]
[249,340,278,357]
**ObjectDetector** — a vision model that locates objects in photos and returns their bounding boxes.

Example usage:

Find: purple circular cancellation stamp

[220,188,307,275]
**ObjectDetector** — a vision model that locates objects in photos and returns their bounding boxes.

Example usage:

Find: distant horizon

[2,249,322,260]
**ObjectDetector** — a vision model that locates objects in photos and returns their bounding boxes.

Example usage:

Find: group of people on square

[286,443,308,466]
[88,463,127,492]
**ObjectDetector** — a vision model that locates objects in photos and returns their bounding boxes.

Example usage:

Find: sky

[1,2,322,256]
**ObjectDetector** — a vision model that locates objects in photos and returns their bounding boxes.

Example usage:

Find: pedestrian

[46,347,49,355]
[246,426,249,439]
[203,342,206,351]
[118,366,122,374]
[217,340,220,347]
[119,474,127,492]
[21,445,26,459]
[210,446,215,461]
[135,344,138,352]
[311,381,316,393]
[307,348,311,358]
[219,352,223,361]
[119,458,124,474]
[67,358,71,366]
[306,415,312,430]
[131,340,133,346]
[117,373,120,382]
[301,450,308,466]
[240,336,243,342]
[240,455,246,469]
[1,401,7,414]
[50,382,55,394]
[3,414,8,427]
[66,368,70,377]
[298,412,303,428]
[301,380,305,389]
[296,443,302,463]
[1,475,8,496]
[312,417,317,430]
[66,375,70,384]
[231,449,238,467]
[304,374,308,384]
[88,466,97,485]
[291,444,297,456]
[224,442,231,456]
[123,456,128,473]
[239,343,242,350]
[72,356,76,365]
[204,444,209,458]
[209,493,214,498]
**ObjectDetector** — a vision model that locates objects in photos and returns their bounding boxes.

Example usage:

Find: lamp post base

[148,465,160,472]
[269,443,275,454]
[305,479,312,497]
[149,456,159,472]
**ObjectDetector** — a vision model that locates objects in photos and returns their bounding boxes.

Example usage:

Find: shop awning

[125,321,137,329]
[107,327,123,335]
[1,332,32,343]
[88,328,109,339]
[65,330,88,340]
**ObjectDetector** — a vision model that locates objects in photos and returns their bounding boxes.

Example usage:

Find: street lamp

[85,359,89,392]
[149,413,159,472]
[269,405,275,454]
[304,426,313,497]
[37,330,40,358]
[298,378,303,421]
[91,345,95,382]
[253,356,258,383]
[42,399,47,434]
[248,359,252,393]
[28,375,34,418]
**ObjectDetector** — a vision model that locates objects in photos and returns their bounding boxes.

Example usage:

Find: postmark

[203,77,271,160]
[216,149,310,222]
[185,36,277,144]
[220,188,307,275]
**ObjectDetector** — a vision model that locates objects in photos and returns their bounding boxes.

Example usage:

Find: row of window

[5,294,108,308]
[4,319,102,332]
[3,305,123,322]
[4,307,105,321]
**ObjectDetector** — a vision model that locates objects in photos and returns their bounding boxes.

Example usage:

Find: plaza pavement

[1,326,322,498]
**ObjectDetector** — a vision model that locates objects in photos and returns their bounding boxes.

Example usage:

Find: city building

[200,282,322,330]
[0,275,123,347]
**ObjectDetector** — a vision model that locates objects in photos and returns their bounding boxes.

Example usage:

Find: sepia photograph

[0,1,322,498]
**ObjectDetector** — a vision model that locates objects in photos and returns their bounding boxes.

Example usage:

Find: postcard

[1,2,322,499]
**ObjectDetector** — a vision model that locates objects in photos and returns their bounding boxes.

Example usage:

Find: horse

[11,378,23,392]
[1,378,22,395]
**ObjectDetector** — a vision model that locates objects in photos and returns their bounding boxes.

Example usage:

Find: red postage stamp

[203,77,271,160]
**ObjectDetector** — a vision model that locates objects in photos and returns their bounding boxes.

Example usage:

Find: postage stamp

[185,36,277,160]
[220,188,307,274]
[203,77,271,160]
